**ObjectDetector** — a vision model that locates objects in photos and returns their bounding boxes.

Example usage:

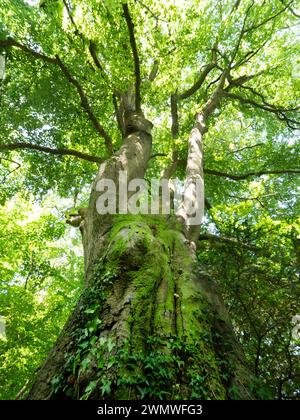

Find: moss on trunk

[27,215,261,400]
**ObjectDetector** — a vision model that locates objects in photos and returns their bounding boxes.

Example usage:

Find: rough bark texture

[176,114,205,244]
[27,106,257,401]
[28,217,255,399]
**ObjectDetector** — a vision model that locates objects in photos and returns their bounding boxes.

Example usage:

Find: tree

[0,0,299,400]
[0,195,83,399]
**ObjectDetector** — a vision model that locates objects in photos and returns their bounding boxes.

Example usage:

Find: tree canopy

[0,0,299,400]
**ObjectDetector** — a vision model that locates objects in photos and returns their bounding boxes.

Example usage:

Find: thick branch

[88,41,105,73]
[226,71,265,89]
[201,70,227,119]
[0,38,56,64]
[178,60,217,100]
[170,93,179,138]
[112,93,125,136]
[161,94,180,183]
[161,150,179,181]
[176,71,227,242]
[122,3,142,112]
[204,168,300,180]
[0,142,103,163]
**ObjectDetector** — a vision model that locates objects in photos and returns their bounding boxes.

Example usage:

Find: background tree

[0,0,299,400]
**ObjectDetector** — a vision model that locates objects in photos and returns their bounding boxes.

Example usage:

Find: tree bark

[27,105,257,400]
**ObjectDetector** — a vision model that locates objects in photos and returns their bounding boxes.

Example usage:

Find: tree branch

[232,38,270,69]
[244,0,294,33]
[0,142,103,163]
[178,59,217,100]
[88,41,105,73]
[0,37,114,154]
[122,3,142,112]
[0,156,21,183]
[62,0,79,35]
[0,37,56,64]
[201,70,227,119]
[148,59,159,82]
[136,0,169,23]
[204,168,300,180]
[198,233,259,251]
[112,92,126,136]
[161,94,179,181]
[229,0,254,66]
[223,91,300,129]
[231,0,242,14]
[170,50,218,146]
[226,70,265,89]
[61,1,109,82]
[226,142,264,155]
[171,93,179,138]
[283,0,300,18]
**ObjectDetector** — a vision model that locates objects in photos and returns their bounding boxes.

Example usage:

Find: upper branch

[122,3,142,112]
[281,0,300,18]
[0,37,114,154]
[223,91,300,129]
[55,56,114,154]
[204,168,300,180]
[232,38,270,70]
[0,37,56,64]
[244,0,294,34]
[88,41,105,73]
[161,94,179,181]
[62,0,79,35]
[229,0,254,66]
[61,1,108,79]
[0,142,103,163]
[171,48,218,137]
[171,93,179,138]
[178,58,217,100]
[201,70,228,120]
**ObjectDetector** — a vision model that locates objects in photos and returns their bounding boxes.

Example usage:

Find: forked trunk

[27,111,256,400]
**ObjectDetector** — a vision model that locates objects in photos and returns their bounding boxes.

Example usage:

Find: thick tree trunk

[27,109,256,400]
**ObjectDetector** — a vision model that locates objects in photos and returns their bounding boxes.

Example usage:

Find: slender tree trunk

[27,107,256,400]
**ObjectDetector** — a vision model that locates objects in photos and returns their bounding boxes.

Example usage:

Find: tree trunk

[27,110,256,400]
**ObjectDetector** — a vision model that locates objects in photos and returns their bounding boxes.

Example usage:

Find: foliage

[198,207,300,399]
[0,195,83,399]
[0,0,299,400]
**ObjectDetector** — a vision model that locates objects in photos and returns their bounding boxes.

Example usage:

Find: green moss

[51,214,242,400]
